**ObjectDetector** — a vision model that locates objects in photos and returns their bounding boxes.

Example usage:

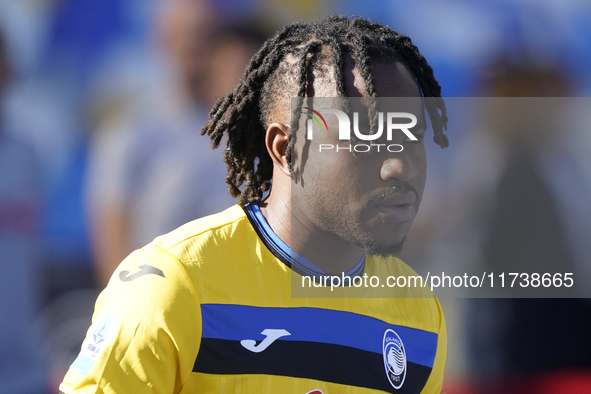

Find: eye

[405,123,427,143]
[404,134,425,143]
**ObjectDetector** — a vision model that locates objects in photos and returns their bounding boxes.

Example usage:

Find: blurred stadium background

[1,0,590,393]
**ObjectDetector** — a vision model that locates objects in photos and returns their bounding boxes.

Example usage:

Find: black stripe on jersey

[193,338,431,393]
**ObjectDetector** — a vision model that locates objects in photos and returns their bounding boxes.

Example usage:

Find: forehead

[307,52,422,98]
[317,56,426,125]
[343,55,421,98]
[267,50,424,126]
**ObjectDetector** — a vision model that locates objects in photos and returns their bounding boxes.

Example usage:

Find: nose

[380,156,419,182]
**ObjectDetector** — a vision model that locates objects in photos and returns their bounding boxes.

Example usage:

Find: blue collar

[243,203,365,279]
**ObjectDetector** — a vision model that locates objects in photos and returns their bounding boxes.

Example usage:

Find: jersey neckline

[243,203,365,279]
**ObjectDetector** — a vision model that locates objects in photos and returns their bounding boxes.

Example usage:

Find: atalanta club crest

[383,329,406,389]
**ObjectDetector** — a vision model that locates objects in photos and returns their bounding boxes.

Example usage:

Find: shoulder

[102,205,248,295]
[155,205,246,244]
[152,204,251,261]
[100,242,198,321]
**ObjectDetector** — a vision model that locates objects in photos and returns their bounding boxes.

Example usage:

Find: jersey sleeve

[421,297,448,394]
[59,243,201,394]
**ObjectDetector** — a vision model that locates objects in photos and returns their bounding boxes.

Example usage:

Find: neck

[259,186,364,275]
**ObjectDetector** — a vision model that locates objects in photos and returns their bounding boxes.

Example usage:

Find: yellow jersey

[60,204,447,394]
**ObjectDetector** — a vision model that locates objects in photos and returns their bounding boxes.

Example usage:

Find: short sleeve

[59,244,201,394]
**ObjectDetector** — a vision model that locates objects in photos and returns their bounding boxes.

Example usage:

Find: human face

[159,0,216,94]
[291,59,427,256]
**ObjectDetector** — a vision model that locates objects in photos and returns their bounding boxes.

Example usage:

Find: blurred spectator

[204,25,266,103]
[0,29,48,394]
[0,0,589,391]
[474,59,591,393]
[400,54,591,393]
[428,58,591,393]
[85,0,242,286]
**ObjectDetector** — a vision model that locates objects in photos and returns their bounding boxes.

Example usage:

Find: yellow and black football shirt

[60,204,447,394]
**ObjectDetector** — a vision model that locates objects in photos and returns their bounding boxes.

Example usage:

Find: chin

[364,236,407,258]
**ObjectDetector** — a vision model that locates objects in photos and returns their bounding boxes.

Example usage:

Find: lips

[374,191,417,222]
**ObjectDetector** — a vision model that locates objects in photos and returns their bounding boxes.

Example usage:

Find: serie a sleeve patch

[69,312,122,377]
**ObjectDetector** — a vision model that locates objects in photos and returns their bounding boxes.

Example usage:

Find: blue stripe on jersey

[244,203,365,278]
[200,303,438,369]
[244,203,292,263]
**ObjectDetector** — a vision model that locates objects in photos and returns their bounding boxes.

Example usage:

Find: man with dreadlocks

[61,15,448,394]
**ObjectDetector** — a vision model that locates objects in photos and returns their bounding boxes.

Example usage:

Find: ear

[265,122,291,177]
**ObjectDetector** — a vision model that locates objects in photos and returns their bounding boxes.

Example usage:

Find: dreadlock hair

[201,15,449,205]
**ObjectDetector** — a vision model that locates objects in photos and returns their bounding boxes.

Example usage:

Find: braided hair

[201,15,448,205]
